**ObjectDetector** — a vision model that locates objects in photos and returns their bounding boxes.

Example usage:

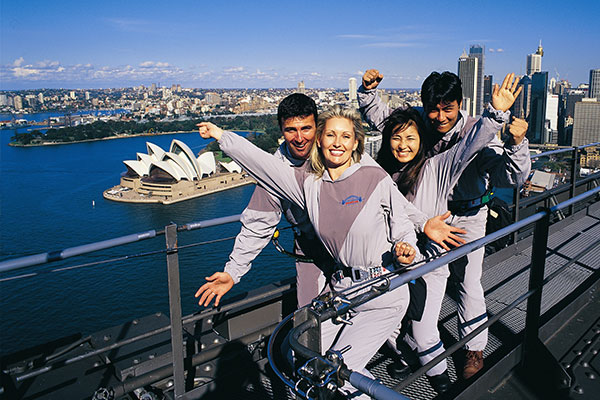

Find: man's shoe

[463,350,484,379]
[427,371,451,393]
[387,356,411,380]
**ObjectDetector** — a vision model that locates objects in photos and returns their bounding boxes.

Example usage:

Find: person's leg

[327,278,409,399]
[296,260,327,307]
[410,266,450,377]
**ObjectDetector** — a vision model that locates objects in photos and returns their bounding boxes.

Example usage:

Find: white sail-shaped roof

[170,140,202,177]
[149,160,186,181]
[220,160,242,174]
[123,160,149,177]
[163,152,196,180]
[197,152,216,176]
[137,153,154,169]
[146,142,166,162]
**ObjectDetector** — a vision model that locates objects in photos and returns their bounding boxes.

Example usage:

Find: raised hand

[362,69,384,90]
[395,241,417,265]
[194,271,234,307]
[197,122,223,140]
[507,117,528,146]
[424,211,467,251]
[492,73,522,112]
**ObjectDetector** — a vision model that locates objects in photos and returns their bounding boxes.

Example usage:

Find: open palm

[491,73,522,112]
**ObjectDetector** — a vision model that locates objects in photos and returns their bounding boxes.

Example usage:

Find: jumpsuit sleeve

[383,179,422,263]
[357,85,392,132]
[218,130,305,208]
[478,136,532,188]
[224,186,283,284]
[430,105,510,199]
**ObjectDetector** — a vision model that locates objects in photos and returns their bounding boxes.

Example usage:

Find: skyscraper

[589,69,600,99]
[512,75,532,119]
[297,81,305,94]
[526,42,543,76]
[458,50,478,117]
[572,99,600,146]
[349,77,358,109]
[528,71,548,144]
[483,75,493,105]
[469,44,485,116]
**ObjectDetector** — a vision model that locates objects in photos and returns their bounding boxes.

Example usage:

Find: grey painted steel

[530,147,574,159]
[349,371,410,400]
[267,312,296,391]
[578,141,600,149]
[570,148,579,216]
[165,224,185,398]
[181,214,241,230]
[551,185,600,212]
[0,229,157,273]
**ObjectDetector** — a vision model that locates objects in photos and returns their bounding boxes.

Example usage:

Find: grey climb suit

[223,143,330,307]
[389,106,510,376]
[217,130,421,399]
[358,86,531,354]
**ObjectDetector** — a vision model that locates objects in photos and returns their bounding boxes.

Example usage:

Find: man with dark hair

[358,69,531,385]
[196,93,332,308]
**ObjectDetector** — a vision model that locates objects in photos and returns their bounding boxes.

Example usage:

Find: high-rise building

[589,69,600,99]
[527,42,543,76]
[483,75,493,105]
[365,133,383,158]
[512,75,532,119]
[572,99,600,146]
[297,81,305,94]
[469,44,485,116]
[37,93,44,104]
[349,78,357,101]
[458,49,478,117]
[528,71,548,144]
[565,89,586,117]
[13,95,23,110]
[545,93,559,143]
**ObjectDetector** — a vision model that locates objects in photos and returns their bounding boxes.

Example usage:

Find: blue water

[0,129,295,356]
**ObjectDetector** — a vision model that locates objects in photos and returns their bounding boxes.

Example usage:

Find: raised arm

[198,122,305,208]
[357,69,393,131]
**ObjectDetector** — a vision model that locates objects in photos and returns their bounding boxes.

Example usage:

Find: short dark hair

[376,107,429,196]
[277,93,318,129]
[421,71,463,111]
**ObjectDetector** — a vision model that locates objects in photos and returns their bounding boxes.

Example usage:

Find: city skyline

[1,0,599,90]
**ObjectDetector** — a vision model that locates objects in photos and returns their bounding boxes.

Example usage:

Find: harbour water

[0,125,295,356]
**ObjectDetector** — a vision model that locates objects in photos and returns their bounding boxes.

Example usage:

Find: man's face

[281,115,316,160]
[425,100,461,134]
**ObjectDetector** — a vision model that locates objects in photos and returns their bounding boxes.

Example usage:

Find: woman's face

[390,123,420,163]
[318,117,358,171]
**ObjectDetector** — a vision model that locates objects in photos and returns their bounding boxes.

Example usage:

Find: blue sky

[1,0,598,90]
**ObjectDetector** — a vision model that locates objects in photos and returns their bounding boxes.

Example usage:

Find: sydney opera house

[103,139,254,204]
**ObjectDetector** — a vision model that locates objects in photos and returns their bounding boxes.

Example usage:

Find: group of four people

[195,69,530,398]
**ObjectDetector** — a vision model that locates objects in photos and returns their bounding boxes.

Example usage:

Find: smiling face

[317,117,358,176]
[281,115,316,160]
[425,100,461,134]
[390,122,421,163]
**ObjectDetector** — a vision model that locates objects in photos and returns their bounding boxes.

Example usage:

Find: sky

[1,0,599,90]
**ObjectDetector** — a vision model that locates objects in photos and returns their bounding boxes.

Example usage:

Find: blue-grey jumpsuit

[358,86,531,361]
[217,130,422,399]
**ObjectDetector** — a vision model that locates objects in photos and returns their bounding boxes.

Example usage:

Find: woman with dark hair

[377,74,526,393]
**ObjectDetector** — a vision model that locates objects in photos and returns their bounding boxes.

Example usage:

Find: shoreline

[7,129,259,147]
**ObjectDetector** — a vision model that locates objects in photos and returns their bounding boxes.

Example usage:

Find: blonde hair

[310,106,365,177]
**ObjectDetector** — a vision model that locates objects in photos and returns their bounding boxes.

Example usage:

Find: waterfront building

[483,75,493,105]
[526,41,543,76]
[590,69,600,99]
[13,95,23,110]
[572,98,600,147]
[528,71,548,144]
[37,93,44,104]
[70,91,76,100]
[469,44,485,116]
[458,49,478,117]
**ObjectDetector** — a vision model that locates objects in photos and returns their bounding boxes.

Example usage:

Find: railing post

[512,186,521,244]
[165,224,185,398]
[519,208,570,398]
[569,147,579,216]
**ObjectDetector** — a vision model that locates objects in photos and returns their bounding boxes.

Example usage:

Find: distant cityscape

[1,43,599,167]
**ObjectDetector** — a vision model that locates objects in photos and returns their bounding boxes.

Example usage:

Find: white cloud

[361,42,420,48]
[224,66,245,73]
[497,48,504,52]
[13,57,25,67]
